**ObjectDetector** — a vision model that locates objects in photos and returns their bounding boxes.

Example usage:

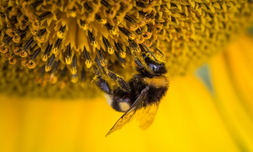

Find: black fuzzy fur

[111,74,168,112]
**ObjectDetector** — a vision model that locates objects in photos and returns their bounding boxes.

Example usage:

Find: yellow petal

[0,73,242,152]
[209,35,253,151]
[223,35,253,114]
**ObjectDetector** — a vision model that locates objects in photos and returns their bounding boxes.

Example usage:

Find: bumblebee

[93,45,169,136]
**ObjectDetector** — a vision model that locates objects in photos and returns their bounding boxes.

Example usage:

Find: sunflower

[0,0,252,97]
[0,0,253,152]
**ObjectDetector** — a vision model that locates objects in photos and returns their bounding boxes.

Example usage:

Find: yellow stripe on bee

[119,102,130,112]
[144,76,168,88]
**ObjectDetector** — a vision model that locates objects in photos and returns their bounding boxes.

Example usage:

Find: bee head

[144,56,167,75]
[135,54,167,77]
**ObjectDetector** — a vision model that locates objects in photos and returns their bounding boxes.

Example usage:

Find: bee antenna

[143,45,158,61]
[152,45,164,56]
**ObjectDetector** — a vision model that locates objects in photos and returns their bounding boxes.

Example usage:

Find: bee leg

[93,55,129,94]
[129,48,147,73]
[92,75,112,95]
[134,56,144,68]
[92,63,112,95]
[107,70,131,93]
[94,56,107,75]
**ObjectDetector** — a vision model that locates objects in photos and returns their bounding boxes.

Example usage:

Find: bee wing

[105,86,149,137]
[136,101,160,129]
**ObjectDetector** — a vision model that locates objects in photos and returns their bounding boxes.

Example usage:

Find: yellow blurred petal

[223,35,253,115]
[0,73,243,152]
[209,35,253,151]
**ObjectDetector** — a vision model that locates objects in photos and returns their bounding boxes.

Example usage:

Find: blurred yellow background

[0,34,253,152]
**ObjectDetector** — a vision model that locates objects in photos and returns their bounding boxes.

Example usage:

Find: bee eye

[149,63,158,72]
[146,61,167,75]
